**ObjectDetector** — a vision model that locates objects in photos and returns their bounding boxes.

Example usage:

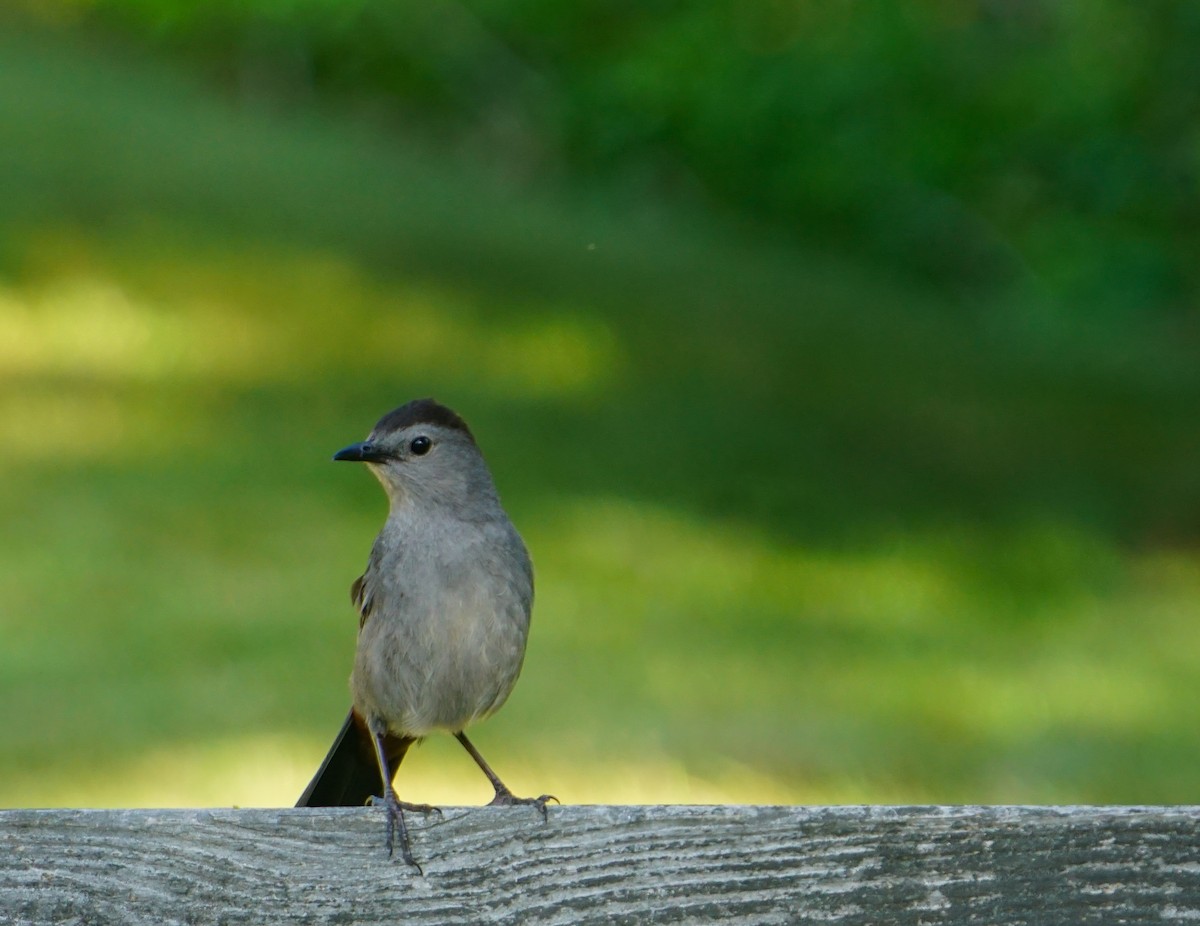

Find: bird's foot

[368,791,441,870]
[368,794,443,817]
[488,787,559,821]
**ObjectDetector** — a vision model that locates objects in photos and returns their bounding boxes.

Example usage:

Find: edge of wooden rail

[3,805,1199,924]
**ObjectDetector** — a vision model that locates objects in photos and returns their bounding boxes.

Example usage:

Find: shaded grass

[0,19,1199,807]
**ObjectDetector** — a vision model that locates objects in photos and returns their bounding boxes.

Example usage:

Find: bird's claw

[488,789,559,821]
[368,794,443,818]
[369,790,431,871]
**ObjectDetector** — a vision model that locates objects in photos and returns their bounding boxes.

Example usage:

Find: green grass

[1,19,1199,808]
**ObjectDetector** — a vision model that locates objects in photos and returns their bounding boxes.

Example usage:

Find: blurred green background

[1,1,1198,809]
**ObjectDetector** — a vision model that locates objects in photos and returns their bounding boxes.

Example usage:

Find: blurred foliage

[0,5,1198,809]
[51,0,1200,322]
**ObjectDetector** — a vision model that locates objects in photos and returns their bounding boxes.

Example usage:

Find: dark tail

[296,710,414,807]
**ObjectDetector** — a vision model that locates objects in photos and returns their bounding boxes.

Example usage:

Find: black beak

[333,441,387,463]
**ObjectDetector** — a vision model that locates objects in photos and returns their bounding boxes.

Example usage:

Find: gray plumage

[297,398,552,869]
[349,403,533,738]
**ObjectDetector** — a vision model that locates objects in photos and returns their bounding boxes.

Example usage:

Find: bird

[296,398,553,869]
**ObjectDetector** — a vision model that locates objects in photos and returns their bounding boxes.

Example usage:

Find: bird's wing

[350,574,369,629]
[351,539,383,630]
[350,573,376,630]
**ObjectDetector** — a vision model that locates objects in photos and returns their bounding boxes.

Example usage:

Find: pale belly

[350,591,528,737]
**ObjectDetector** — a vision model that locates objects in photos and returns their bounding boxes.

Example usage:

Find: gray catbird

[296,398,552,868]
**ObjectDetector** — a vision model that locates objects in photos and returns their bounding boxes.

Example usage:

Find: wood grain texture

[1,805,1198,924]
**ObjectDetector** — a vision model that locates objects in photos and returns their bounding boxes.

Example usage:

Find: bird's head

[334,398,497,514]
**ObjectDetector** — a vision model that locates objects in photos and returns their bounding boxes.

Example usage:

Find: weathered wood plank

[1,806,1198,924]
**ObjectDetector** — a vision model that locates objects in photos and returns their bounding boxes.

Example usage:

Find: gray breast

[350,519,532,737]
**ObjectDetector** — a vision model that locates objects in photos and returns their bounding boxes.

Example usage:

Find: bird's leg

[367,721,436,870]
[454,731,558,819]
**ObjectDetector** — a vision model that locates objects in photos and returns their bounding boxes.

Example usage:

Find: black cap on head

[373,398,474,443]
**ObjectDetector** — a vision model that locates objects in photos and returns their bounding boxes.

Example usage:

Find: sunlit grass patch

[524,498,1200,802]
[0,733,819,809]
[1,225,623,403]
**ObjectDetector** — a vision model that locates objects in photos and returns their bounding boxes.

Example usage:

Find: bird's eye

[409,436,432,456]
